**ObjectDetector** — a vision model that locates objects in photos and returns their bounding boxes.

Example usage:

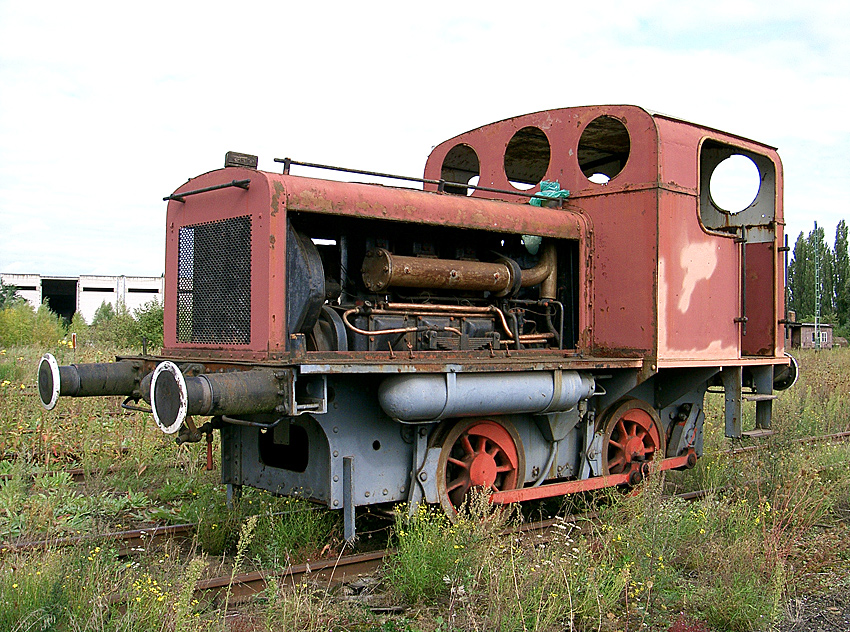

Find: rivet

[383,489,388,496]
[333,500,339,507]
[333,450,339,457]
[419,472,428,482]
[333,475,339,482]
[365,491,370,498]
[333,426,339,433]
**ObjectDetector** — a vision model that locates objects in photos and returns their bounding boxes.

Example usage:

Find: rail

[274,157,565,204]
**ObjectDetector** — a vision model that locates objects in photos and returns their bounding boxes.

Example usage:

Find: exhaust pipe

[37,353,143,410]
[150,361,285,434]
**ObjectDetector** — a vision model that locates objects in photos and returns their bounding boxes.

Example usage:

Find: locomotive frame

[39,105,796,539]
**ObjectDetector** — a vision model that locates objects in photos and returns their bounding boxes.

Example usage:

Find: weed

[385,501,481,603]
[249,496,340,565]
[386,492,622,631]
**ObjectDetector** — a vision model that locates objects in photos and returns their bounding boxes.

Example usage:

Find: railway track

[1,522,196,556]
[196,549,387,602]
[723,430,850,456]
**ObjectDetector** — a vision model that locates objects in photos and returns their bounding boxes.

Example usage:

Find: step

[743,393,778,402]
[742,428,776,439]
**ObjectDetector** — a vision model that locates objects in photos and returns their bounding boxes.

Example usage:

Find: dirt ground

[772,588,850,632]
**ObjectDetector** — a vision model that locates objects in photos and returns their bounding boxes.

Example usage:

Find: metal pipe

[519,243,557,300]
[341,308,463,337]
[363,244,558,298]
[37,353,142,410]
[362,248,514,293]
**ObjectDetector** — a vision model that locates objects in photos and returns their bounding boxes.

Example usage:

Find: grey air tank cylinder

[37,353,142,410]
[378,369,595,422]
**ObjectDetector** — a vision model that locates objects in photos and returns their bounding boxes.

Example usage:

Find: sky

[1,0,848,277]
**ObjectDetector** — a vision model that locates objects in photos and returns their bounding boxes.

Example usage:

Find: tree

[90,300,141,349]
[0,302,64,347]
[811,224,836,321]
[787,222,846,326]
[835,220,850,326]
[788,232,813,319]
[134,298,164,349]
[0,281,23,311]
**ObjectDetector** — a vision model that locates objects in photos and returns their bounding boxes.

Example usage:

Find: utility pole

[815,221,821,350]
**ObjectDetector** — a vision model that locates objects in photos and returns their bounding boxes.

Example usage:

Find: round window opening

[504,127,550,191]
[709,154,761,214]
[440,144,480,196]
[578,116,630,183]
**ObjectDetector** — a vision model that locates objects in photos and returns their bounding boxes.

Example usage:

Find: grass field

[1,343,848,631]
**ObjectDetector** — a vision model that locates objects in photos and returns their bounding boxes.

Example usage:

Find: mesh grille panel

[177,215,252,344]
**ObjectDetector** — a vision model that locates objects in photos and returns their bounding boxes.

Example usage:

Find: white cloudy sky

[1,0,848,277]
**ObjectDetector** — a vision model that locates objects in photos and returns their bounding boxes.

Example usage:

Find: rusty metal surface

[742,241,778,356]
[656,188,740,361]
[361,248,513,294]
[124,353,644,374]
[424,105,660,202]
[162,167,591,359]
[278,173,589,241]
[422,105,787,366]
[159,104,790,369]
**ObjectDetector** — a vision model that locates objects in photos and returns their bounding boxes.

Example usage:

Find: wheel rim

[436,419,524,516]
[601,400,664,476]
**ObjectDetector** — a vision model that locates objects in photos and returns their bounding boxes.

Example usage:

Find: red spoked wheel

[436,419,525,517]
[600,399,665,476]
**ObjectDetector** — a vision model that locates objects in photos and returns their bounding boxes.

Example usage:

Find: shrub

[0,302,65,347]
[249,496,339,565]
[134,298,164,349]
[67,312,91,346]
[386,503,478,602]
[90,301,141,350]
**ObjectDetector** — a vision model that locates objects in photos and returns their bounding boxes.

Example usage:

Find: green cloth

[529,180,570,207]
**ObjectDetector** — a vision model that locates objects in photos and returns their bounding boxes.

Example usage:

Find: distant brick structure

[786,321,834,349]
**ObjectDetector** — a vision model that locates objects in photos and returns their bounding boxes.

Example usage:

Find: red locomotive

[39,105,796,539]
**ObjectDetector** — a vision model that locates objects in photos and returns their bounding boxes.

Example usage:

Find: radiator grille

[177,215,252,344]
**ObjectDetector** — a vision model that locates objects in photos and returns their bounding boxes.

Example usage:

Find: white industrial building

[1,273,163,323]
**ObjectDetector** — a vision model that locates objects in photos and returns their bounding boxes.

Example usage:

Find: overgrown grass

[3,339,850,631]
[181,484,341,559]
[386,492,624,631]
[0,542,215,632]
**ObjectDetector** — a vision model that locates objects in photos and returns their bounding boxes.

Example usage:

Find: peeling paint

[676,242,718,312]
[271,181,285,216]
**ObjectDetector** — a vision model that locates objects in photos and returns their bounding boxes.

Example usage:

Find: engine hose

[508,312,523,350]
[342,308,462,337]
[544,304,561,348]
[531,439,560,488]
